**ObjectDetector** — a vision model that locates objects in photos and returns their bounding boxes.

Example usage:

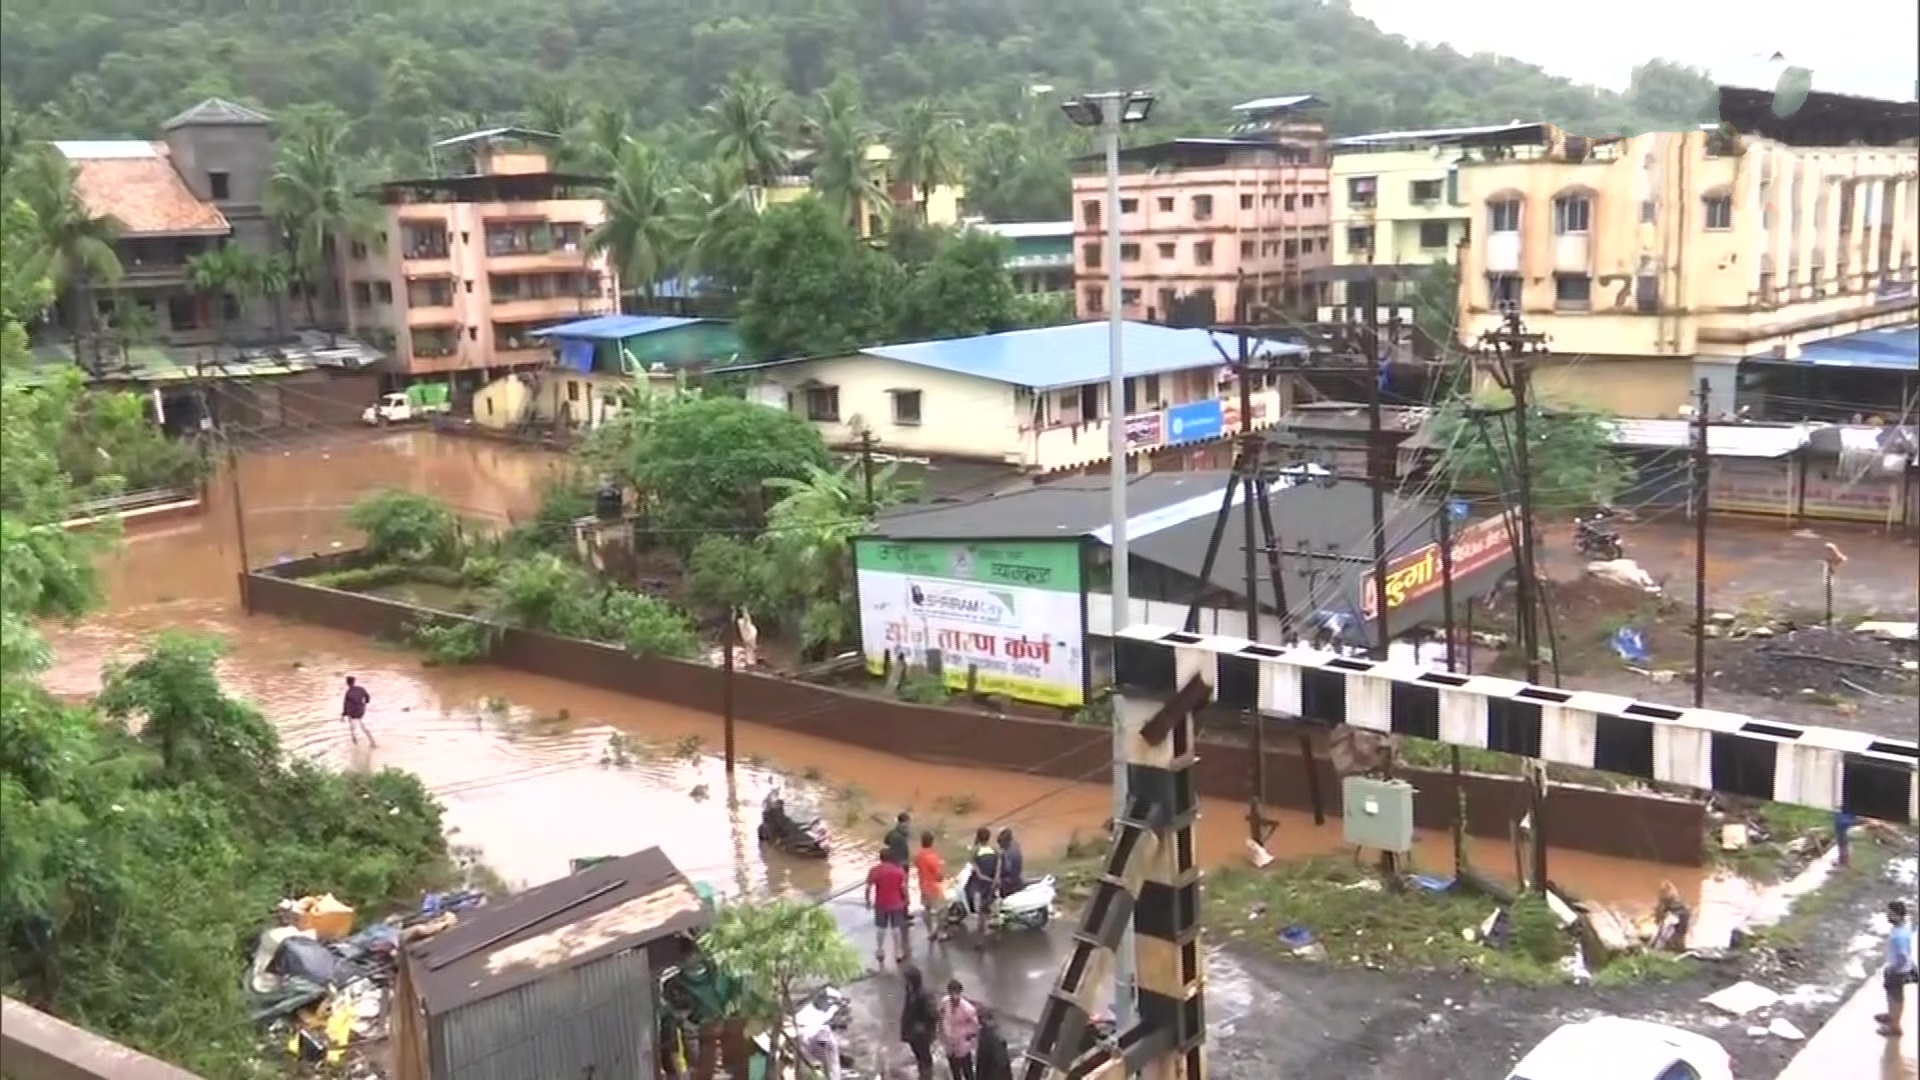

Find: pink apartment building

[1071,96,1332,324]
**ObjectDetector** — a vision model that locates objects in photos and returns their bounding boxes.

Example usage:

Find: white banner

[856,568,1085,708]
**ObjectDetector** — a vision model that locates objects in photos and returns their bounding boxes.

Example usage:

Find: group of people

[897,968,1012,1080]
[866,812,1028,965]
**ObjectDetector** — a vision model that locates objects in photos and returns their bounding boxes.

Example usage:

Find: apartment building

[971,221,1074,294]
[766,143,966,238]
[1455,88,1919,418]
[342,131,615,386]
[1070,95,1332,326]
[51,99,288,356]
[1322,123,1545,324]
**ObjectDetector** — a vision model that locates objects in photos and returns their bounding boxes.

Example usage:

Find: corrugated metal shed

[531,314,714,341]
[398,847,708,1080]
[1792,324,1919,371]
[859,321,1305,392]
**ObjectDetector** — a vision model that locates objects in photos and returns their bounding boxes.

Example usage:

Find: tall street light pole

[1063,86,1155,1046]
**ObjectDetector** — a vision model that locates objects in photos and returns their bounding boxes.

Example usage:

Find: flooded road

[44,430,1725,985]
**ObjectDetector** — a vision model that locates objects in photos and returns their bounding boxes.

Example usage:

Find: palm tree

[256,253,292,341]
[187,243,248,355]
[705,74,789,206]
[104,296,158,368]
[672,156,756,293]
[268,113,378,333]
[580,105,632,174]
[890,102,964,221]
[805,83,889,234]
[14,148,124,369]
[761,460,910,652]
[590,141,677,304]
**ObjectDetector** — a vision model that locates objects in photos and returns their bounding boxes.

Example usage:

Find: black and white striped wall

[1112,624,1920,824]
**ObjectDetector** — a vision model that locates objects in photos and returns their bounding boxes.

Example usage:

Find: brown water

[43,430,1711,924]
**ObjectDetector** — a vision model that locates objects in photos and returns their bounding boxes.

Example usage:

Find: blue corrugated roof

[860,321,1305,391]
[531,314,706,341]
[1791,324,1918,371]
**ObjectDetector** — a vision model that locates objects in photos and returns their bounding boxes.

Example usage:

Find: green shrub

[304,563,411,592]
[408,616,498,665]
[347,489,462,565]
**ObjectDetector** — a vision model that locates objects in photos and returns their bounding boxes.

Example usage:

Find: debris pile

[1709,624,1918,700]
[250,888,486,1077]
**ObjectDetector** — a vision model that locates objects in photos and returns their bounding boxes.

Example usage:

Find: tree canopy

[1,0,1720,224]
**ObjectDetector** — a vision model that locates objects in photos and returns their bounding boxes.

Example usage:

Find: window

[1120,198,1138,214]
[1240,239,1256,258]
[1347,176,1377,206]
[890,389,922,426]
[1636,274,1660,312]
[1347,225,1375,254]
[1554,273,1592,310]
[1487,273,1521,307]
[1083,200,1101,227]
[1191,194,1214,220]
[1239,193,1254,210]
[167,295,196,331]
[1121,287,1141,307]
[1418,221,1450,249]
[467,326,478,340]
[208,171,230,200]
[1301,193,1315,208]
[803,385,840,422]
[1157,242,1176,258]
[375,281,392,303]
[1283,194,1297,211]
[1082,242,1102,269]
[1703,193,1733,230]
[1193,240,1214,266]
[401,224,451,260]
[349,240,369,260]
[410,327,459,358]
[1283,238,1299,257]
[1553,194,1591,235]
[1120,242,1141,262]
[1409,179,1443,203]
[1641,199,1657,224]
[567,380,581,402]
[352,282,372,306]
[1084,285,1104,313]
[1157,288,1176,317]
[1488,199,1522,233]
[1157,196,1174,212]
[1141,374,1160,405]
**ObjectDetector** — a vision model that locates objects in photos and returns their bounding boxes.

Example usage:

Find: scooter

[941,864,1058,934]
[1573,515,1624,561]
[752,986,861,1079]
[757,791,830,858]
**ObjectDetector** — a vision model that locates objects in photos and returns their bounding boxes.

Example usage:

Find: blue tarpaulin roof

[860,321,1306,391]
[1784,325,1919,371]
[531,314,708,341]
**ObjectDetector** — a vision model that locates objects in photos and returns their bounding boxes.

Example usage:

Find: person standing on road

[899,964,937,1080]
[1834,809,1859,867]
[913,831,946,940]
[340,676,375,747]
[1879,899,1915,1038]
[865,847,911,966]
[973,1005,1013,1080]
[885,811,913,864]
[995,829,1026,898]
[937,978,980,1080]
[966,828,1000,941]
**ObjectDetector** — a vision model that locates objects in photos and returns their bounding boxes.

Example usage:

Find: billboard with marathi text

[1358,509,1517,622]
[853,538,1086,708]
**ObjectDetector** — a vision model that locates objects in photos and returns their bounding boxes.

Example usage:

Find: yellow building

[1455,89,1918,418]
[1323,123,1544,322]
[765,143,965,238]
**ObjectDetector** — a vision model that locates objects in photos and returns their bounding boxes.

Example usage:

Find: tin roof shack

[392,848,711,1080]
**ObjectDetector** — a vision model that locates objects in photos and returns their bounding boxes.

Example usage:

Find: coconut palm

[705,73,789,204]
[579,104,632,173]
[256,252,292,340]
[186,242,257,355]
[590,141,677,304]
[268,113,378,332]
[761,460,910,651]
[14,148,124,368]
[804,82,889,233]
[672,156,757,294]
[889,101,964,221]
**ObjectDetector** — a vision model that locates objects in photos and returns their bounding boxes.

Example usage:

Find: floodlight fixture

[1059,90,1158,128]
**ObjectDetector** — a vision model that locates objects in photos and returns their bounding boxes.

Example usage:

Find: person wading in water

[340,675,375,747]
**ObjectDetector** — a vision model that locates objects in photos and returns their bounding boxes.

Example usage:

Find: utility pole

[722,608,738,775]
[857,430,878,513]
[226,440,253,615]
[1362,287,1392,658]
[1690,377,1711,708]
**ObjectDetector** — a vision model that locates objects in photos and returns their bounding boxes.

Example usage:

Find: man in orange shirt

[913,831,947,940]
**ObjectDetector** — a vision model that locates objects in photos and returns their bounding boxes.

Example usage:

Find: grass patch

[1205,857,1582,985]
[1394,736,1632,791]
[1706,800,1839,884]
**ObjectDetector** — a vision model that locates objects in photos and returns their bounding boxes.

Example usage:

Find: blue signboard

[1165,399,1225,446]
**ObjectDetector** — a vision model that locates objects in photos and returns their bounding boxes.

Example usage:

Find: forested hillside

[4,0,1711,157]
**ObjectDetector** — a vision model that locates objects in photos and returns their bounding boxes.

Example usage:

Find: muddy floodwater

[45,430,1741,932]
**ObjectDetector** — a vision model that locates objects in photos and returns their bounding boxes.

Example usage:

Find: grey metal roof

[162,98,272,130]
[870,471,1225,540]
[432,126,562,147]
[405,847,708,1016]
[859,321,1305,392]
[52,140,159,160]
[1231,94,1323,114]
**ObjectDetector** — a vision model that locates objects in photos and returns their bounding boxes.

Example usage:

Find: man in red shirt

[865,847,911,967]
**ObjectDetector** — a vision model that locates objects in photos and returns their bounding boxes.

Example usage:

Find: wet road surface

[49,429,1901,1077]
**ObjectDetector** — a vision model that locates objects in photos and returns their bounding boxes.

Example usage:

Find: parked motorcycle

[1572,515,1624,561]
[940,864,1058,934]
[757,791,830,858]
